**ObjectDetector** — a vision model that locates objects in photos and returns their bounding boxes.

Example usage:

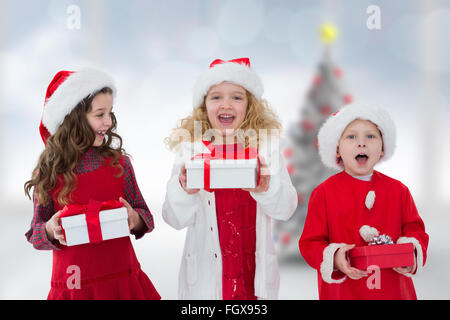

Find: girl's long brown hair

[24,87,125,206]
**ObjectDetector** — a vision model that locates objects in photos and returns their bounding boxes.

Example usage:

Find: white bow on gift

[359,225,394,245]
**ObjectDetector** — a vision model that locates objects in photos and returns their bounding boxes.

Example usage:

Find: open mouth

[218,114,235,126]
[355,153,369,165]
[96,130,107,139]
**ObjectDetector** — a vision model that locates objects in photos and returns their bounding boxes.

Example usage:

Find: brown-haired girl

[24,68,160,300]
[162,58,297,300]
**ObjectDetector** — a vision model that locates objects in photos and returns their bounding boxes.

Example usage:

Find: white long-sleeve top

[162,138,297,299]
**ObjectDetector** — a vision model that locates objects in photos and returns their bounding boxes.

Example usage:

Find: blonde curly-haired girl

[162,58,297,300]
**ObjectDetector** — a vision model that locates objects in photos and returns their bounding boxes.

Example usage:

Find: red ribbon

[191,141,260,191]
[60,200,124,244]
[209,57,251,68]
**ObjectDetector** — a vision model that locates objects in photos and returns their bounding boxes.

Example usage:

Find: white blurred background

[0,0,449,299]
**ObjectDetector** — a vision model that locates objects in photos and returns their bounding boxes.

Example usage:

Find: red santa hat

[192,58,263,107]
[317,102,396,170]
[39,68,116,144]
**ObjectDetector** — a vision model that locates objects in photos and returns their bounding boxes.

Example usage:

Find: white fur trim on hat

[317,102,396,171]
[320,243,347,284]
[42,68,116,135]
[192,61,263,107]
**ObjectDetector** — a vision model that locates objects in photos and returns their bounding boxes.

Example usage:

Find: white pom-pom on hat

[317,102,396,171]
[359,225,379,243]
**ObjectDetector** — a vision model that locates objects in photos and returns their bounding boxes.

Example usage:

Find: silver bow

[368,234,394,245]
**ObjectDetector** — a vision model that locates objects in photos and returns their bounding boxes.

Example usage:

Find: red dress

[47,155,160,300]
[213,143,258,300]
[215,189,257,300]
[299,171,429,300]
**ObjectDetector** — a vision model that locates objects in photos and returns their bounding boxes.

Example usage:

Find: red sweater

[299,170,429,300]
[212,143,257,300]
[215,188,257,300]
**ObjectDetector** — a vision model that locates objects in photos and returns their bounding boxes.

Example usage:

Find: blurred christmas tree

[275,24,354,260]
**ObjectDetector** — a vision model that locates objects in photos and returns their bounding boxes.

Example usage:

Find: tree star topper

[320,23,338,44]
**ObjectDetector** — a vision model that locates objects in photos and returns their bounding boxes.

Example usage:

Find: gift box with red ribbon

[59,200,129,246]
[186,141,260,190]
[349,243,415,270]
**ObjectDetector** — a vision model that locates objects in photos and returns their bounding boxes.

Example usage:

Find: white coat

[162,138,297,299]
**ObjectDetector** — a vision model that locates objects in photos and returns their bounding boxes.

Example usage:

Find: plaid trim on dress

[25,190,61,250]
[73,147,104,175]
[122,155,154,239]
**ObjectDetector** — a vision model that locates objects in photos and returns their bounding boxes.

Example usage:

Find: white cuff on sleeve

[396,236,423,276]
[320,243,347,284]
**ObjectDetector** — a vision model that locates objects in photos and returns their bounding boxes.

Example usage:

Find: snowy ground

[1,200,448,300]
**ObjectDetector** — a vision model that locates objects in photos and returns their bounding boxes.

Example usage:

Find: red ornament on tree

[301,120,314,132]
[281,232,292,245]
[283,148,293,159]
[313,75,322,86]
[343,94,353,104]
[287,164,295,176]
[320,105,332,115]
[297,192,303,205]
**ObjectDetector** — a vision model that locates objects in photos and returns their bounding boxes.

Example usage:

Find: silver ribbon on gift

[368,234,394,245]
[359,225,394,245]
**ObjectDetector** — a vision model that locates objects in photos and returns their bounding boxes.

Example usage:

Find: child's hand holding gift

[45,210,67,245]
[243,157,270,193]
[179,164,200,194]
[334,244,368,280]
[119,197,146,234]
[393,266,415,274]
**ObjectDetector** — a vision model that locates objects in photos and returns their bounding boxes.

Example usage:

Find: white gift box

[60,207,129,246]
[186,158,258,189]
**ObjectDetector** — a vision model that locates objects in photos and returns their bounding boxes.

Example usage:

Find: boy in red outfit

[299,103,429,299]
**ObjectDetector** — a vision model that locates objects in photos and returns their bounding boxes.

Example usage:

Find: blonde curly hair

[165,90,282,151]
